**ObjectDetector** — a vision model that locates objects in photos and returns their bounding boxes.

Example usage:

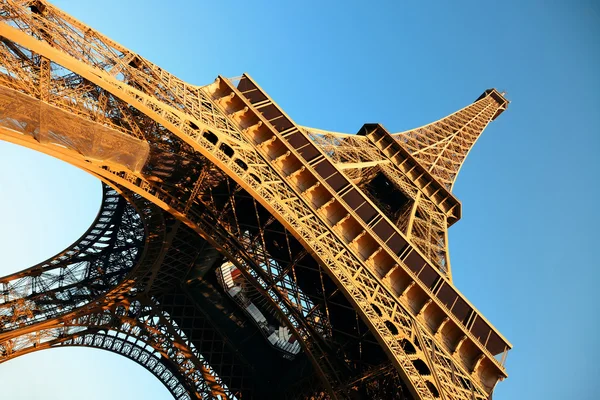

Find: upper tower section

[393,89,509,190]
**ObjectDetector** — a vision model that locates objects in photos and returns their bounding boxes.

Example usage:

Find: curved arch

[59,333,192,400]
[0,83,345,396]
[0,183,116,280]
[0,183,147,336]
[0,294,242,400]
[1,331,186,399]
[0,5,503,399]
[0,177,252,398]
[0,29,435,400]
[1,319,210,399]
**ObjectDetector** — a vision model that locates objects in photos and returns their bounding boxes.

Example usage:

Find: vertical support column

[39,55,50,102]
[406,192,422,240]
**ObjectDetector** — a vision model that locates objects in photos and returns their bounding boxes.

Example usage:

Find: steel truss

[0,1,511,399]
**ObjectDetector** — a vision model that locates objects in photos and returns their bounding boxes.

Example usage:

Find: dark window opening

[412,359,431,375]
[203,130,218,145]
[384,320,399,335]
[234,159,248,171]
[426,381,440,398]
[219,143,234,158]
[371,304,382,317]
[250,174,261,184]
[400,338,416,354]
[361,172,412,228]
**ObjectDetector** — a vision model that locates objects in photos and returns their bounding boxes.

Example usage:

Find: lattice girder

[0,48,463,400]
[0,28,478,400]
[0,186,257,399]
[0,298,237,400]
[304,128,454,276]
[393,90,508,190]
[0,185,143,336]
[0,1,512,399]
[218,75,508,390]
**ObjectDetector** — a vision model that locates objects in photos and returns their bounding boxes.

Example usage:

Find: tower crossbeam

[0,1,512,399]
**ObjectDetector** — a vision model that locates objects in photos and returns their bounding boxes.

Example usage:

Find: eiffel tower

[0,1,511,399]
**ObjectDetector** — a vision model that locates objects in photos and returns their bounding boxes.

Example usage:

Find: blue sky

[0,0,598,398]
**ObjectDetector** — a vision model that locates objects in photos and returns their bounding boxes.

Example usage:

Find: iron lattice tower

[0,1,512,399]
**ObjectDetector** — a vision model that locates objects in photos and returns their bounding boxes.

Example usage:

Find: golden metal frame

[0,1,511,399]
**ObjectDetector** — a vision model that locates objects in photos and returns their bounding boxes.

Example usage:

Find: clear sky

[0,0,598,399]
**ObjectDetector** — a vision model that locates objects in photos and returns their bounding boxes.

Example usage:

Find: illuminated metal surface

[0,1,511,399]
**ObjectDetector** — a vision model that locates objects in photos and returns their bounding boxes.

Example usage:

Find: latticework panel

[0,185,143,334]
[393,93,507,190]
[305,129,452,276]
[0,1,511,399]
